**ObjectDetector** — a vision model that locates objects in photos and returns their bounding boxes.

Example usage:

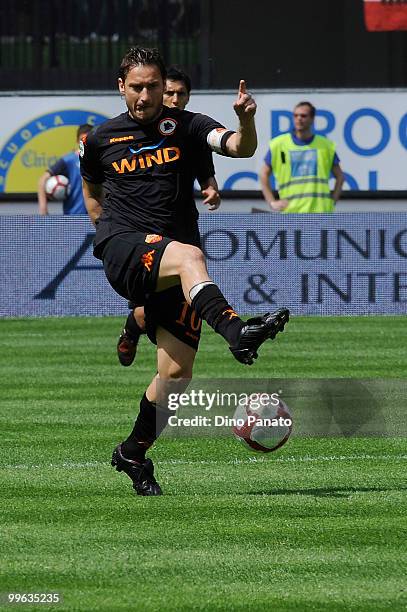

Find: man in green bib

[260,101,344,213]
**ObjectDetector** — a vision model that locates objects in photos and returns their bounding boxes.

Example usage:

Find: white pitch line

[1,454,406,471]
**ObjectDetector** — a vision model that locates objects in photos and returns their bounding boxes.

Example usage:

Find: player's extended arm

[37,171,51,215]
[82,179,104,226]
[199,176,221,211]
[225,80,257,158]
[332,164,345,203]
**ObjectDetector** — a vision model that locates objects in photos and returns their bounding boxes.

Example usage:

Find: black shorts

[145,285,201,350]
[102,232,201,350]
[102,231,172,302]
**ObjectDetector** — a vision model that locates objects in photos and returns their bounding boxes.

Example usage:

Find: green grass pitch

[1,316,406,611]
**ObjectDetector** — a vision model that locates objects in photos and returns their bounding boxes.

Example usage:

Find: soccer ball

[45,174,70,201]
[232,394,292,453]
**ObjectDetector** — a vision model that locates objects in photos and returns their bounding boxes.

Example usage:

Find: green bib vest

[269,133,336,213]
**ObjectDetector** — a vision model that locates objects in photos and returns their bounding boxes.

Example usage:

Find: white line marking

[1,455,406,471]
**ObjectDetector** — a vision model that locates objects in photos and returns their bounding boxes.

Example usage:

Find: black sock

[191,284,244,346]
[121,394,171,462]
[125,311,144,340]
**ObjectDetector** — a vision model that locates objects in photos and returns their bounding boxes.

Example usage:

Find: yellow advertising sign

[0,110,108,193]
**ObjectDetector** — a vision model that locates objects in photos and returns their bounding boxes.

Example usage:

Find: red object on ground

[364,0,407,31]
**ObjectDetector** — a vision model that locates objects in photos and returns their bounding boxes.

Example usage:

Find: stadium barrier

[2,190,407,202]
[1,213,406,317]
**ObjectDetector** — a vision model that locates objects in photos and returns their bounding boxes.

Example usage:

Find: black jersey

[80,106,226,257]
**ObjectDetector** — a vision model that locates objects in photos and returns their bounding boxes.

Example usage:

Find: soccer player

[117,66,220,367]
[80,47,289,496]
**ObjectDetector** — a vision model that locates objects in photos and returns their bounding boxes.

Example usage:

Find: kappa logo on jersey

[109,135,134,144]
[141,249,156,272]
[145,234,163,244]
[158,118,177,136]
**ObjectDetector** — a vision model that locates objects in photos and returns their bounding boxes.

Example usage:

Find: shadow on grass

[247,485,407,498]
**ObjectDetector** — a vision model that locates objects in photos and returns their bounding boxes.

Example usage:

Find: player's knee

[162,242,206,278]
[178,245,205,273]
[161,361,193,380]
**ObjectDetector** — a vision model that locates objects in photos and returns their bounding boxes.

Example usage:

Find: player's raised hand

[224,80,257,157]
[233,80,257,121]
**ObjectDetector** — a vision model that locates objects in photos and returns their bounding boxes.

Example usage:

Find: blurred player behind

[38,124,93,215]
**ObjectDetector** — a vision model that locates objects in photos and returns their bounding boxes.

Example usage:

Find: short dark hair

[77,124,93,139]
[295,101,316,118]
[166,66,191,94]
[118,46,166,82]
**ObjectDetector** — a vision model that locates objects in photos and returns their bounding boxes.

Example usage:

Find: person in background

[38,124,93,215]
[260,101,344,212]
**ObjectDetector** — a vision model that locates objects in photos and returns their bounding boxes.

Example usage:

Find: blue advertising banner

[0,214,406,317]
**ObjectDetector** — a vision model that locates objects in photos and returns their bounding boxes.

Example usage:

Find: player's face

[293,105,314,132]
[163,79,190,110]
[118,64,164,123]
